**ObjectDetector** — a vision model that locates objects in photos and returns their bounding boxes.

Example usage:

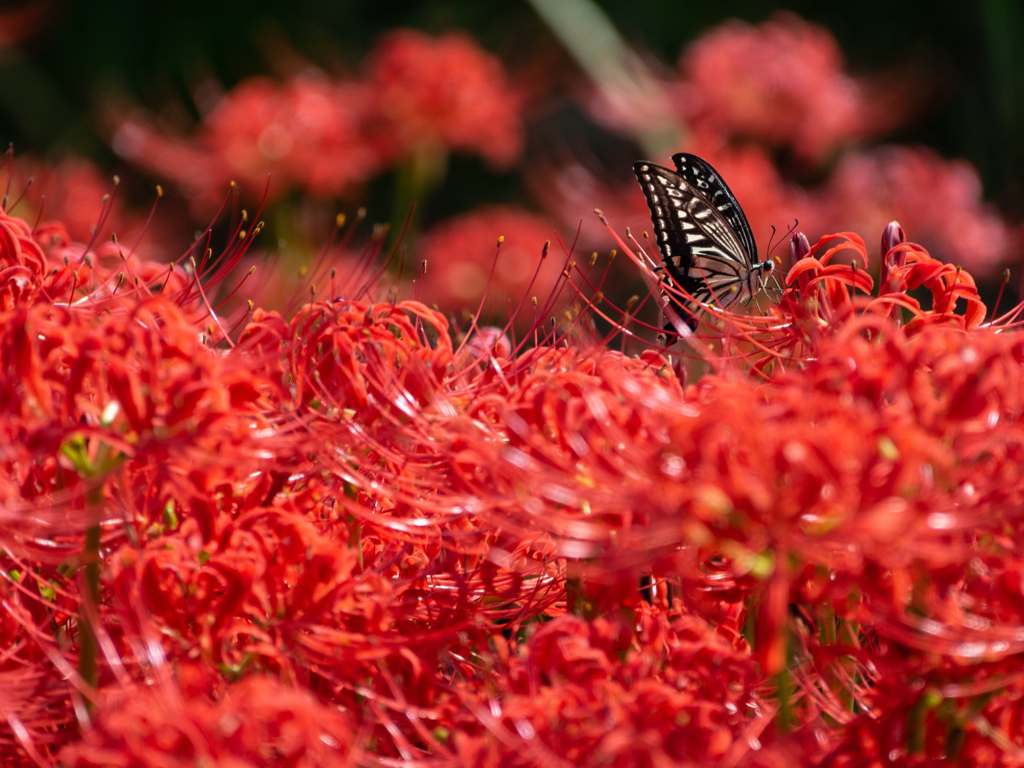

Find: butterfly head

[746,258,775,296]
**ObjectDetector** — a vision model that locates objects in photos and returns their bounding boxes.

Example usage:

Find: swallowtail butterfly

[634,153,774,331]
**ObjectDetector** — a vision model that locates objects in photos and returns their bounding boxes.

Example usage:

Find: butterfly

[633,152,775,332]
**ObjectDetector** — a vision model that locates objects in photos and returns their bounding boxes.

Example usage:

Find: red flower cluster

[3,35,1024,762]
[5,160,1024,763]
[452,611,762,766]
[110,30,524,213]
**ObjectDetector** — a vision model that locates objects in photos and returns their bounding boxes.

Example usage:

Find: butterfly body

[634,153,774,330]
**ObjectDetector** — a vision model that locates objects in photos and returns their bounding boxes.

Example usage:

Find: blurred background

[1,0,1021,323]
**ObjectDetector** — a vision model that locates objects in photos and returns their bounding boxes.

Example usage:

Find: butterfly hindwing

[633,153,770,331]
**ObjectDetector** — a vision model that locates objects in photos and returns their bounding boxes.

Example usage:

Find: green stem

[390,143,448,254]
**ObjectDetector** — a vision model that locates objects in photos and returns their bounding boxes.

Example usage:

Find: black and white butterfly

[633,153,774,332]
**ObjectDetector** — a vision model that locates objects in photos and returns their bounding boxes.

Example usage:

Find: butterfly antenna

[766,219,801,298]
[777,219,800,260]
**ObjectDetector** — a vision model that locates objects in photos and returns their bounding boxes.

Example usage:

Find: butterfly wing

[633,154,762,330]
[671,152,758,266]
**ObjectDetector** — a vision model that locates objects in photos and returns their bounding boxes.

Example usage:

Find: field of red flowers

[2,8,1024,767]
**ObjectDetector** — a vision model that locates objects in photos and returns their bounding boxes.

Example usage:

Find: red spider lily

[109,29,523,216]
[6,148,1024,768]
[678,13,881,165]
[415,206,565,322]
[247,297,456,419]
[451,608,764,767]
[780,229,986,338]
[59,673,357,767]
[825,146,1013,276]
[1,297,276,540]
[112,75,385,213]
[366,29,525,170]
[0,206,53,309]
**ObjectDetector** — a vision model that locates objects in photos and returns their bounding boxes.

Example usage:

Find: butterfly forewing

[671,153,758,264]
[633,153,770,331]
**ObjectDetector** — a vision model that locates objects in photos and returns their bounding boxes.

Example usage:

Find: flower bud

[880,220,906,289]
[789,231,811,262]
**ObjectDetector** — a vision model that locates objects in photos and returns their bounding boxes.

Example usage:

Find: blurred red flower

[417,205,564,323]
[367,29,525,169]
[110,29,523,215]
[825,146,1013,275]
[678,13,876,165]
[9,156,122,244]
[112,75,384,212]
[7,155,177,262]
[60,674,355,767]
[205,76,384,198]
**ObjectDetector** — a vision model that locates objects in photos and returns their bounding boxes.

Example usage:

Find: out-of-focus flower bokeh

[1,0,1020,324]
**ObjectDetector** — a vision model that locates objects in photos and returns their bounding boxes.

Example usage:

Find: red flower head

[0,205,51,309]
[417,206,565,324]
[367,29,525,169]
[204,76,384,198]
[11,156,125,245]
[60,674,355,766]
[454,610,762,766]
[112,75,384,212]
[680,13,870,164]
